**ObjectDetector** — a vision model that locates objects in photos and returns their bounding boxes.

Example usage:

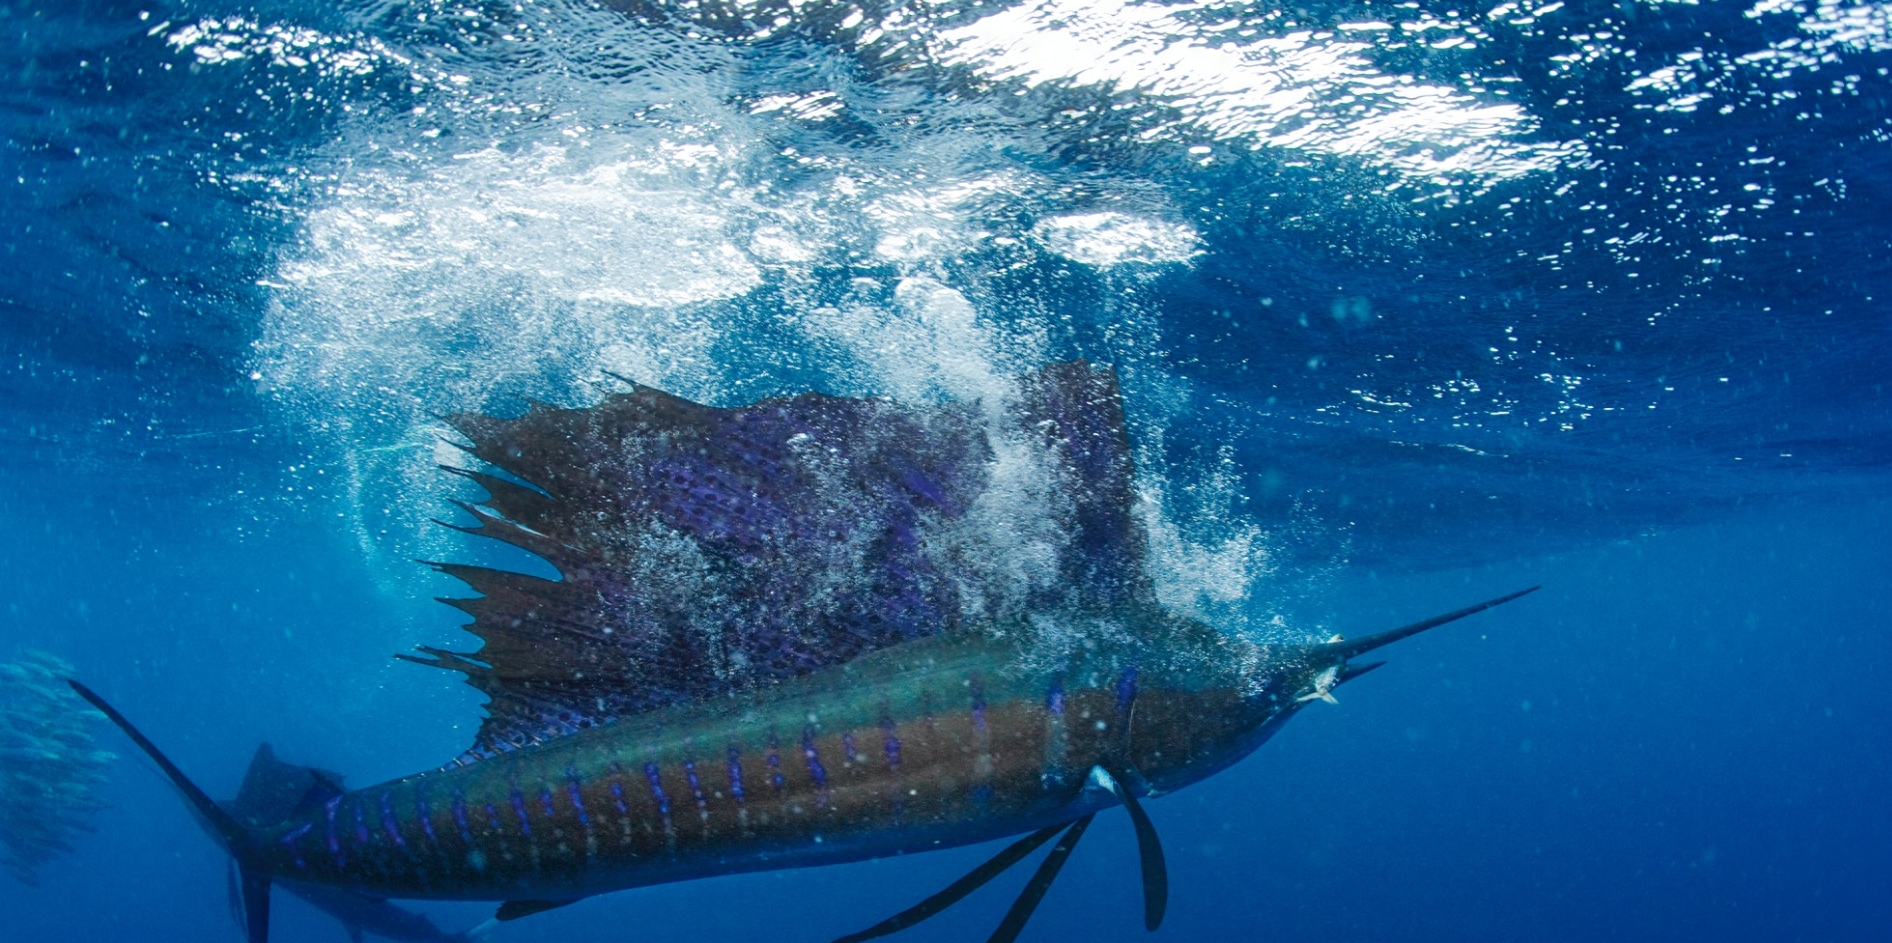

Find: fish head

[1116,634,1352,795]
[1121,589,1538,795]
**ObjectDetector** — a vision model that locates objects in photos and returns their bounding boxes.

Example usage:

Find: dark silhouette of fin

[408,362,1158,760]
[1097,766,1167,931]
[238,861,272,943]
[226,744,349,830]
[66,681,248,850]
[1330,587,1540,660]
[68,680,273,942]
[986,815,1093,943]
[831,823,1069,943]
[227,859,245,931]
[495,899,582,921]
[291,773,348,821]
[282,880,473,941]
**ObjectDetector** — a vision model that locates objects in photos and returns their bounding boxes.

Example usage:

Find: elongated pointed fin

[418,362,1157,759]
[495,899,582,921]
[1330,587,1540,660]
[1337,660,1386,684]
[225,743,349,830]
[66,680,248,853]
[226,859,245,933]
[238,862,272,943]
[986,815,1093,943]
[831,823,1068,943]
[1096,766,1167,931]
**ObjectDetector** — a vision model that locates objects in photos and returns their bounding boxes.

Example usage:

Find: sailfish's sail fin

[404,362,1155,759]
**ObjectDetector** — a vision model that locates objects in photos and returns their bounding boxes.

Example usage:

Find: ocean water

[2,0,1889,940]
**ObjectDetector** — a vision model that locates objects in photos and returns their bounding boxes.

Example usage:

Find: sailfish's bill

[1328,587,1540,660]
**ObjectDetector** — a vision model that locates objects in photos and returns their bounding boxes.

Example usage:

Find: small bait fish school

[70,361,1535,942]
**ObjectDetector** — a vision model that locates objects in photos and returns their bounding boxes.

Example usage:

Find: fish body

[69,362,1537,941]
[263,615,1315,902]
[213,744,481,941]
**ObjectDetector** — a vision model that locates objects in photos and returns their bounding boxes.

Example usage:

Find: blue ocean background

[2,0,1889,940]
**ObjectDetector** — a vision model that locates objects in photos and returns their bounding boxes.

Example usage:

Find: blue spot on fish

[802,728,827,787]
[727,746,746,801]
[415,797,437,843]
[1047,680,1065,715]
[509,789,532,838]
[324,796,342,864]
[452,791,472,844]
[380,793,407,850]
[280,822,311,870]
[1117,666,1139,712]
[644,762,671,817]
[567,777,590,828]
[684,761,707,809]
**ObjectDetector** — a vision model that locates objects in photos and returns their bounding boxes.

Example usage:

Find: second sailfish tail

[66,680,274,943]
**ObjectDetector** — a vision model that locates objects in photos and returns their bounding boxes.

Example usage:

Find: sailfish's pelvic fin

[1093,765,1168,931]
[66,680,273,943]
[830,822,1069,943]
[1329,586,1540,661]
[986,815,1093,943]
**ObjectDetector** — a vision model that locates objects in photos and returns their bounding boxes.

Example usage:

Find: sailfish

[70,361,1535,943]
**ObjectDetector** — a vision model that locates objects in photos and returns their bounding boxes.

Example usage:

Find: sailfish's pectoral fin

[830,823,1070,943]
[495,899,584,922]
[1295,665,1343,705]
[1092,765,1168,931]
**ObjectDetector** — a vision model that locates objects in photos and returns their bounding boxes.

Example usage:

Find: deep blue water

[2,0,1889,940]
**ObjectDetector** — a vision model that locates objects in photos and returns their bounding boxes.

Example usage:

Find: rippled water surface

[2,1,1888,941]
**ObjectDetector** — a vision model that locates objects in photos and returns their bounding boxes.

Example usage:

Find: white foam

[937,0,1577,180]
[1137,445,1274,633]
[260,144,754,407]
[235,3,1285,624]
[1034,212,1201,267]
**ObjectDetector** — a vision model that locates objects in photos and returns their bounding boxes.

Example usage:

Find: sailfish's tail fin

[66,680,273,943]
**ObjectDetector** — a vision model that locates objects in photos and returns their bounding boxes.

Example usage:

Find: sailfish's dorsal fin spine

[408,362,1156,761]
